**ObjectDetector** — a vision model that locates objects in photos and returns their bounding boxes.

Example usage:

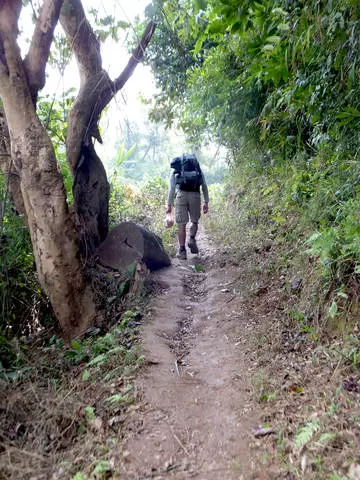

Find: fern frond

[294,420,320,449]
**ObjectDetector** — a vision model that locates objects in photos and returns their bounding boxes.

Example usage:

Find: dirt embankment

[120,228,280,479]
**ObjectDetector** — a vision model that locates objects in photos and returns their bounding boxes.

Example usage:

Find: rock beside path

[96,221,171,271]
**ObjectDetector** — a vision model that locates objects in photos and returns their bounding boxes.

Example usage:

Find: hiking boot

[176,248,187,260]
[187,236,199,254]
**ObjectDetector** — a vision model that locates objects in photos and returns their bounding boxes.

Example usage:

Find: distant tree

[0,0,155,339]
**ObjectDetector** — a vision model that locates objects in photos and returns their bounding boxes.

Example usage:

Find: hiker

[166,153,209,260]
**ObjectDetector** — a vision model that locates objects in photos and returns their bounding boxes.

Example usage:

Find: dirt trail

[122,227,263,479]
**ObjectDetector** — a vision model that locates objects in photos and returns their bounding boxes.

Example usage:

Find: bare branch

[88,21,156,129]
[23,0,64,104]
[114,21,156,92]
[88,20,157,122]
[0,0,22,90]
[60,0,102,84]
[80,20,157,131]
[60,0,155,172]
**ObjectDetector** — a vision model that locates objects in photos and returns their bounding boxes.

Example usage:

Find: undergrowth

[109,174,177,255]
[0,172,175,371]
[204,152,360,479]
[0,178,50,337]
[0,309,145,480]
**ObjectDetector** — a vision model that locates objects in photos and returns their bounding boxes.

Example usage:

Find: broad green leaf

[329,301,338,318]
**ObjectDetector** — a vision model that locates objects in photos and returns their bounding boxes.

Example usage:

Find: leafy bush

[0,176,50,336]
[109,174,177,253]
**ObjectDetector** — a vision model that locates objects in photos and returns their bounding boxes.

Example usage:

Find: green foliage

[0,332,17,369]
[295,420,320,449]
[39,310,145,386]
[107,115,180,183]
[109,174,177,253]
[88,9,130,42]
[105,385,135,406]
[0,306,144,478]
[63,329,122,366]
[146,0,360,328]
[114,143,137,169]
[0,175,52,336]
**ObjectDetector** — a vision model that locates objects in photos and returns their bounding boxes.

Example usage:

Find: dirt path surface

[121,228,268,479]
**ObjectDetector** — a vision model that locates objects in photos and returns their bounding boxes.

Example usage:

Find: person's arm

[166,171,176,213]
[200,170,209,214]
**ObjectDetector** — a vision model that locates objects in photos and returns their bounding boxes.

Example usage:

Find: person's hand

[166,205,172,214]
[203,203,209,214]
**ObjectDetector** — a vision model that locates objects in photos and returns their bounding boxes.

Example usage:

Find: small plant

[294,420,320,450]
[119,310,137,329]
[84,406,95,422]
[290,310,319,341]
[192,264,205,272]
[91,460,112,479]
[105,385,135,407]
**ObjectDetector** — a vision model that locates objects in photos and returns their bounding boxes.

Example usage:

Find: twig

[3,445,46,460]
[225,295,236,304]
[57,385,77,406]
[171,428,190,456]
[174,359,180,377]
[253,426,276,438]
[330,357,343,381]
[147,463,182,478]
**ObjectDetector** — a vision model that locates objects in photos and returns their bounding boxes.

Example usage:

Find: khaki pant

[175,190,201,225]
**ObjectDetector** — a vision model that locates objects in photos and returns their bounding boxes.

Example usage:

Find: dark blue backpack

[170,154,201,191]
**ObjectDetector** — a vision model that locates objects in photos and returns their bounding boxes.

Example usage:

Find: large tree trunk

[3,109,96,339]
[15,120,96,339]
[0,0,96,339]
[73,142,109,259]
[0,0,63,222]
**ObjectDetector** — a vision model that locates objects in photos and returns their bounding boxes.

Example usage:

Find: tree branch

[114,21,156,92]
[60,0,156,173]
[23,0,64,105]
[89,20,157,122]
[60,0,102,84]
[82,20,157,145]
[60,0,106,171]
[0,0,22,91]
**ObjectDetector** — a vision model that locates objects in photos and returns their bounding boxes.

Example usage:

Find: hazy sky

[51,0,158,168]
[57,0,155,97]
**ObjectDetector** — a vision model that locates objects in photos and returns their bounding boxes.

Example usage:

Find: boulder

[96,221,171,271]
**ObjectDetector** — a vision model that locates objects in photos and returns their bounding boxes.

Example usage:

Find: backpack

[170,154,202,191]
